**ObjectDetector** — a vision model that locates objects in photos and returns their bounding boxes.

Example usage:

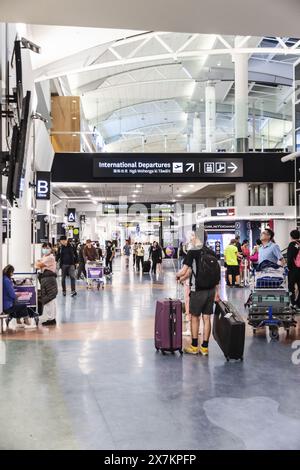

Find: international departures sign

[93,156,243,179]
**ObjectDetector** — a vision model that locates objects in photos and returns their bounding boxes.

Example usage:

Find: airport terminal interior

[1,1,300,452]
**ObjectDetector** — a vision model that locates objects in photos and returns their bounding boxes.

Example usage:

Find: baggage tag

[224,312,233,318]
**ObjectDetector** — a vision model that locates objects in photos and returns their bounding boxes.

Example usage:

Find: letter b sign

[36,172,51,200]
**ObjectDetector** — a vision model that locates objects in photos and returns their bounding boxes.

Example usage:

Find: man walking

[57,236,78,297]
[177,239,220,356]
[224,239,242,287]
[123,240,131,269]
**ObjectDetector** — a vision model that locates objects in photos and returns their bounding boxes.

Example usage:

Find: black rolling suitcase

[213,300,245,361]
[143,260,151,273]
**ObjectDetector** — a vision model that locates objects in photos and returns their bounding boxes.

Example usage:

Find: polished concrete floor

[1,258,300,450]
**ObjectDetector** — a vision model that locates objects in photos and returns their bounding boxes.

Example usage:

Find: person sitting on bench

[2,265,31,326]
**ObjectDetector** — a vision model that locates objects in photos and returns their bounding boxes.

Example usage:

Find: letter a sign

[68,209,76,223]
[36,172,51,200]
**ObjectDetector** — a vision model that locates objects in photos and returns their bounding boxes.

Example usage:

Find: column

[235,183,249,207]
[273,183,291,248]
[10,184,32,272]
[190,113,202,152]
[205,83,216,152]
[90,217,97,241]
[233,37,249,152]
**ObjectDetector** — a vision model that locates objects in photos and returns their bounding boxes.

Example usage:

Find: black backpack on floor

[194,247,221,290]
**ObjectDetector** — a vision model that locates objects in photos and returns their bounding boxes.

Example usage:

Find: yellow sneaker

[184,345,199,355]
[199,345,209,356]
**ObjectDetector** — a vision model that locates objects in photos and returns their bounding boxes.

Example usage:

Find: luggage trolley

[86,261,105,290]
[6,272,40,328]
[245,266,297,340]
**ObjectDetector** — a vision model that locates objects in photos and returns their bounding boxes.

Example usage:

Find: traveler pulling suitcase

[213,300,245,361]
[143,260,151,273]
[155,299,183,354]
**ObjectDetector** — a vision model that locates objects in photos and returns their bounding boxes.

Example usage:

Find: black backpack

[194,247,221,290]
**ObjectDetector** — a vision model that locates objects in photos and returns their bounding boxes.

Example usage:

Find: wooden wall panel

[51,96,81,152]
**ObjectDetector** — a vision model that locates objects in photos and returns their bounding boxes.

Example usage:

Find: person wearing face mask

[35,243,58,326]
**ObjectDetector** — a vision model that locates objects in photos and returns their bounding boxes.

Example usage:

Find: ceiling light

[92,200,97,205]
[189,184,195,188]
[182,190,187,193]
[177,194,182,198]
[133,190,139,193]
[87,194,92,198]
[72,134,77,137]
[172,199,176,203]
[136,184,142,188]
[217,62,221,67]
[84,190,90,193]
[72,117,77,120]
[82,185,87,188]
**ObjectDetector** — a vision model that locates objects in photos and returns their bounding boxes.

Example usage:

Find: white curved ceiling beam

[35,46,300,82]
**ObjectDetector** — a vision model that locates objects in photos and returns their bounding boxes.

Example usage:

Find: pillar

[10,183,32,272]
[190,113,202,152]
[235,183,249,207]
[273,183,292,248]
[233,37,249,152]
[205,83,216,152]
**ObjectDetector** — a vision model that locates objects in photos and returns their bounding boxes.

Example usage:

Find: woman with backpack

[287,229,300,308]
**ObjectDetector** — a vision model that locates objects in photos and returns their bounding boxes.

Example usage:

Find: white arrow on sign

[228,162,238,173]
[185,163,195,172]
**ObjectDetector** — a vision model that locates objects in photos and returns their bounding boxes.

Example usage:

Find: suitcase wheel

[269,327,279,340]
[35,317,39,326]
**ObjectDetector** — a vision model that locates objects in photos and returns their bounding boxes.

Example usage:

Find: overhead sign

[147,216,168,223]
[237,205,295,219]
[211,208,235,217]
[53,152,294,184]
[67,208,76,223]
[93,156,243,179]
[36,171,51,200]
[204,221,236,231]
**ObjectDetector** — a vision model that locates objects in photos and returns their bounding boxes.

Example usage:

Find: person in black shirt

[77,243,86,280]
[287,229,300,307]
[176,241,220,356]
[57,236,78,297]
[105,241,115,273]
[149,241,162,274]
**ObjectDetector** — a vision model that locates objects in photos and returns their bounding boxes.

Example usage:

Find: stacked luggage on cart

[246,261,297,340]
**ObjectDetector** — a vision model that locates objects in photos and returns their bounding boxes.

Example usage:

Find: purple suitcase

[155,299,183,354]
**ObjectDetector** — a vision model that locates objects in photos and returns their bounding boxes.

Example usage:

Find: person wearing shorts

[224,239,242,287]
[177,241,220,356]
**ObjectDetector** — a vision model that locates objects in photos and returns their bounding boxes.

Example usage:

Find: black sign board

[36,214,49,243]
[67,208,76,223]
[36,171,51,200]
[204,221,236,231]
[211,208,235,217]
[52,152,294,184]
[93,156,243,179]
